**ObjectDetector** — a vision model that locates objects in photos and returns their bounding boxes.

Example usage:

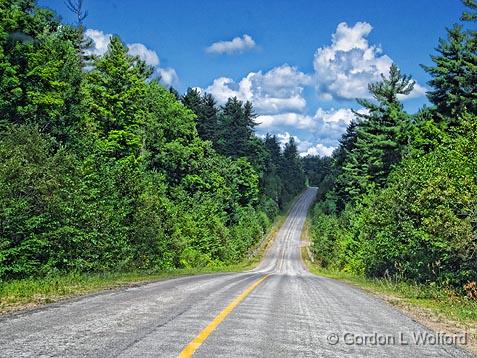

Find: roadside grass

[0,266,242,315]
[0,195,297,315]
[300,217,477,355]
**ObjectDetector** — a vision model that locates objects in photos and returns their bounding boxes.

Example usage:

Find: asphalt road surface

[0,188,472,357]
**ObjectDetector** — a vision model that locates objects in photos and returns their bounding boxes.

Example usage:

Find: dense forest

[310,0,477,295]
[0,0,307,280]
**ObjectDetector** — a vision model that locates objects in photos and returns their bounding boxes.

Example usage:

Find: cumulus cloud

[157,67,179,86]
[271,131,336,157]
[206,34,256,55]
[127,43,160,66]
[85,29,111,56]
[310,107,366,148]
[276,132,300,147]
[398,82,428,100]
[85,28,178,85]
[300,143,336,157]
[203,65,311,114]
[313,22,394,101]
[256,107,368,157]
[257,112,315,129]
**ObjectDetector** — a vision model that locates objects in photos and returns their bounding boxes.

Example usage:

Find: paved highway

[0,188,471,357]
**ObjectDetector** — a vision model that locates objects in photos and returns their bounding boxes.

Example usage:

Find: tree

[422,25,477,120]
[280,137,306,204]
[181,89,219,143]
[181,88,202,117]
[83,36,152,159]
[198,93,219,142]
[462,0,477,21]
[260,134,283,206]
[216,97,257,158]
[64,0,93,69]
[339,64,414,202]
[65,0,88,25]
[0,1,83,142]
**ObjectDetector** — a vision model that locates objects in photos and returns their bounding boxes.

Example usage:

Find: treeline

[310,0,477,294]
[0,1,305,280]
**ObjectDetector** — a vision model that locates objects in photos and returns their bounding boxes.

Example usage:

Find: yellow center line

[177,274,269,358]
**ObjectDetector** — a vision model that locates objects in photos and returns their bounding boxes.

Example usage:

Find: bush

[310,115,477,290]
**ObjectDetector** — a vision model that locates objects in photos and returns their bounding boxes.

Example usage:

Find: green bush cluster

[312,118,477,288]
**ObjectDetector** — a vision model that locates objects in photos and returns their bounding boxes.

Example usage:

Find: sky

[40,0,466,156]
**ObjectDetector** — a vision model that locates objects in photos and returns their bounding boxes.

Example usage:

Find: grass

[0,200,293,315]
[0,266,244,314]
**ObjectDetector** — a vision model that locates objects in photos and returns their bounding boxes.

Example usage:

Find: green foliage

[83,36,152,159]
[423,24,477,119]
[181,95,306,212]
[310,5,477,293]
[0,1,304,282]
[337,64,415,205]
[357,114,477,287]
[280,137,306,205]
[0,1,82,141]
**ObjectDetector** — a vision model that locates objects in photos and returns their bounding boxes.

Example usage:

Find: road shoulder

[300,217,477,357]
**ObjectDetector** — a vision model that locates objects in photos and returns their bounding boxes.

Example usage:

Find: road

[0,188,472,357]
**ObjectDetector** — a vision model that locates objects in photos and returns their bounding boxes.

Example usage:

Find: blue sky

[40,0,466,156]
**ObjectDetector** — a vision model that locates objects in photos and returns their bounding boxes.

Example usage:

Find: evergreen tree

[422,25,477,119]
[83,36,152,159]
[261,134,282,204]
[182,88,202,118]
[281,137,306,204]
[462,0,477,21]
[199,93,219,142]
[182,89,220,143]
[339,64,414,202]
[168,86,181,100]
[216,97,255,157]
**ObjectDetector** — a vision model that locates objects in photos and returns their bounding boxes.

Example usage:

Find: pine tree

[182,88,202,117]
[262,134,283,204]
[197,93,219,142]
[462,0,477,21]
[281,137,305,203]
[83,36,152,159]
[339,64,414,202]
[422,25,477,119]
[216,97,255,157]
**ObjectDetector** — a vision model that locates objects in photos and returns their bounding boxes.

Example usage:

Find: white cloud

[85,29,111,56]
[313,22,393,101]
[300,143,336,157]
[85,28,179,84]
[203,65,311,114]
[127,43,160,66]
[206,34,256,55]
[310,107,360,148]
[203,77,249,103]
[398,82,428,100]
[256,107,366,156]
[157,67,179,86]
[271,131,336,157]
[257,112,314,129]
